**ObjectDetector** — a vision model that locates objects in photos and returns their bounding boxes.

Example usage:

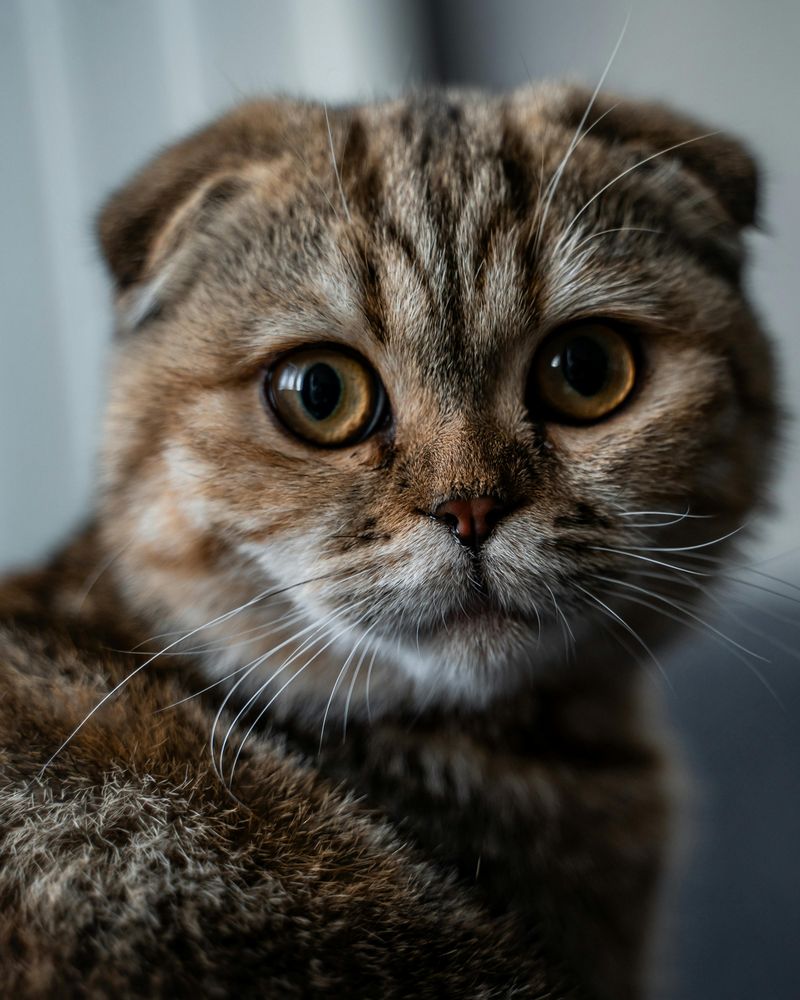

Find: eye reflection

[530,322,637,422]
[266,347,386,447]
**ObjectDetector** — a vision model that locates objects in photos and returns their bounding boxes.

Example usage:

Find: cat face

[97,85,776,714]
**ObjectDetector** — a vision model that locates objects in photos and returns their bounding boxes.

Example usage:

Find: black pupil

[561,336,609,396]
[301,363,342,420]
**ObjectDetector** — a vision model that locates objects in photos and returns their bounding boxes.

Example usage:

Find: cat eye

[265,347,386,447]
[530,322,636,422]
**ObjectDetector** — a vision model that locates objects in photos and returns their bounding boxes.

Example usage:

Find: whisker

[628,564,800,613]
[342,624,379,742]
[227,656,321,789]
[659,552,800,596]
[573,583,670,686]
[156,659,267,713]
[727,595,800,629]
[208,654,269,782]
[214,620,334,784]
[126,571,339,652]
[595,582,783,707]
[593,614,650,671]
[323,101,352,224]
[616,507,715,529]
[544,581,575,657]
[556,130,721,250]
[153,608,324,717]
[210,606,350,781]
[590,574,769,662]
[755,544,800,569]
[318,613,374,752]
[619,523,747,553]
[704,594,800,662]
[37,579,299,779]
[230,609,370,784]
[136,606,307,658]
[536,102,621,245]
[217,598,368,779]
[365,645,379,724]
[284,134,342,222]
[530,595,543,644]
[647,550,800,601]
[177,605,305,653]
[534,12,629,248]
[627,565,800,653]
[588,546,715,577]
[618,509,713,519]
[572,226,664,251]
[75,541,133,612]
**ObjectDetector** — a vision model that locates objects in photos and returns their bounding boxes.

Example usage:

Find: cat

[0,82,777,999]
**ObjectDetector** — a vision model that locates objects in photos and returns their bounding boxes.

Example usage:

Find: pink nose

[433,496,505,549]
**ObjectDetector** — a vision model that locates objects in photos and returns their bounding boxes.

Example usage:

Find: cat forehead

[340,96,539,363]
[122,94,554,385]
[201,96,612,363]
[232,96,649,394]
[119,86,746,400]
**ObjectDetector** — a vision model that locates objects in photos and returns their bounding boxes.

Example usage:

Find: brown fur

[0,537,566,998]
[0,83,777,998]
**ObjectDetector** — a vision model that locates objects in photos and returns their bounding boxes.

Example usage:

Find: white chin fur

[218,536,566,720]
[201,605,561,732]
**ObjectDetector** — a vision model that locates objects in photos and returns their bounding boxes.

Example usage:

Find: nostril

[432,496,506,549]
[437,510,461,532]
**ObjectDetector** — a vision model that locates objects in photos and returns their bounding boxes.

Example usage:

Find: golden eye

[265,347,386,447]
[531,322,637,422]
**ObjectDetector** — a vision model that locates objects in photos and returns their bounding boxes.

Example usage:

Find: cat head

[95,83,777,716]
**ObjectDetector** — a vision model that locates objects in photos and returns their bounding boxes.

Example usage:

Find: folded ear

[542,84,759,228]
[96,100,304,290]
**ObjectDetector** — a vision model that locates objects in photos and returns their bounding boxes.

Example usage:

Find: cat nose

[432,496,505,549]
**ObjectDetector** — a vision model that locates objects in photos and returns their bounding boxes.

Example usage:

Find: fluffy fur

[0,82,777,998]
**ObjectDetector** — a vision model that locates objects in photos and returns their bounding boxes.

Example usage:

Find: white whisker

[318,613,375,752]
[556,130,721,251]
[324,102,352,224]
[591,574,769,662]
[588,546,715,577]
[544,581,575,656]
[364,645,379,724]
[140,606,307,659]
[211,608,347,780]
[343,624,379,741]
[572,226,664,251]
[573,582,669,685]
[596,581,783,707]
[230,608,371,784]
[217,598,368,779]
[37,580,293,779]
[618,508,713,519]
[629,565,800,652]
[534,11,629,248]
[620,523,747,553]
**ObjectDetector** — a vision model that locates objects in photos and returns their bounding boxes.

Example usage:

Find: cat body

[0,84,776,998]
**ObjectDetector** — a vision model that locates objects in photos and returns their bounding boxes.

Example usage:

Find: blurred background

[1,2,798,997]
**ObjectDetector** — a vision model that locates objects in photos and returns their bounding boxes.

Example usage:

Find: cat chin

[376,616,558,709]
[214,611,558,724]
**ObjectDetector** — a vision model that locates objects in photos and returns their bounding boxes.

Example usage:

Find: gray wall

[1,3,798,998]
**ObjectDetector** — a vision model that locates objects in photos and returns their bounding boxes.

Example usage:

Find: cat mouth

[415,595,532,639]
